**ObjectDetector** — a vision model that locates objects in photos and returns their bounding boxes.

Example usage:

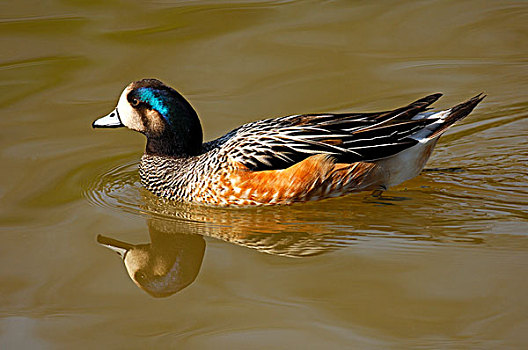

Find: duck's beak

[97,234,134,258]
[92,108,124,128]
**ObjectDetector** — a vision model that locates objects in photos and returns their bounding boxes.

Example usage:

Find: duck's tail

[410,93,486,142]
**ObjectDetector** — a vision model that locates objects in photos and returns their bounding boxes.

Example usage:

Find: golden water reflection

[96,206,362,297]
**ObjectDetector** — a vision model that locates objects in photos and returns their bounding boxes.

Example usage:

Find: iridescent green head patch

[137,87,172,124]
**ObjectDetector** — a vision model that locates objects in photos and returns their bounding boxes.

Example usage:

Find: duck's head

[93,79,203,157]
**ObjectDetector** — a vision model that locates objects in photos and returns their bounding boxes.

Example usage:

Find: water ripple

[84,161,145,216]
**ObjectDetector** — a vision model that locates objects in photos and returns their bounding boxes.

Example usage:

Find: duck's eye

[135,271,147,282]
[131,98,140,107]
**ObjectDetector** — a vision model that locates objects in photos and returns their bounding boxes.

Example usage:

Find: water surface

[1,0,527,348]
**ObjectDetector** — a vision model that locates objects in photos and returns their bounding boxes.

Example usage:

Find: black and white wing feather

[208,93,456,171]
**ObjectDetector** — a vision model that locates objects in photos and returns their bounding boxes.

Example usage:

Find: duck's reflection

[97,192,365,297]
[98,218,205,298]
[98,217,356,297]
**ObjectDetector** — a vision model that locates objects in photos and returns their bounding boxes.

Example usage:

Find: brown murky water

[1,0,527,348]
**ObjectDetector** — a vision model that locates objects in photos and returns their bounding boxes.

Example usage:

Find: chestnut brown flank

[220,154,378,205]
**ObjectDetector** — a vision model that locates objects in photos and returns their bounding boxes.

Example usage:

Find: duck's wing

[215,93,456,171]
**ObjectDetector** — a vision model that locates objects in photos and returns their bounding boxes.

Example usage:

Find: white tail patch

[410,110,451,143]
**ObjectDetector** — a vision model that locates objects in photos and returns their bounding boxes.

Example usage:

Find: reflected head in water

[97,218,205,298]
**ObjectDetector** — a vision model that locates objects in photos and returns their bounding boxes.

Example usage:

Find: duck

[92,78,484,207]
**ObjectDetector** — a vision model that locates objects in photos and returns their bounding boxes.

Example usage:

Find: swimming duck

[93,79,484,206]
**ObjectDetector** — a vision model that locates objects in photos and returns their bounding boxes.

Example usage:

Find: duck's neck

[145,134,199,158]
[145,117,204,158]
[139,152,211,202]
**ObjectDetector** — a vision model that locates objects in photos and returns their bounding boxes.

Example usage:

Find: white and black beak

[97,234,134,258]
[92,108,124,128]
